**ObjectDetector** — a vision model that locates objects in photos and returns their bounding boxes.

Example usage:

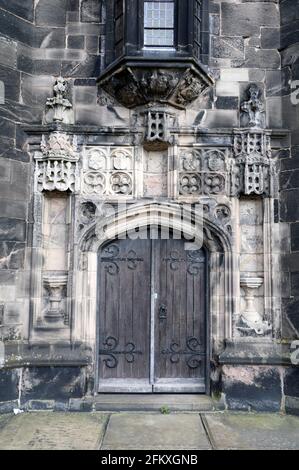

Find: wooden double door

[98,236,207,393]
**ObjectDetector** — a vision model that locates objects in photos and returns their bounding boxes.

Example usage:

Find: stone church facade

[0,0,298,413]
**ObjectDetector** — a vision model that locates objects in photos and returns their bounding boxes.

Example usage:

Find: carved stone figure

[43,77,74,124]
[215,204,231,222]
[241,84,265,128]
[141,70,178,99]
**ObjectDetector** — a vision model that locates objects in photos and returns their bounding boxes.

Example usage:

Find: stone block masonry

[0,0,297,415]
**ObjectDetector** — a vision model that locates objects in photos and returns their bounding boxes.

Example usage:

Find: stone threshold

[1,395,224,414]
[85,394,222,412]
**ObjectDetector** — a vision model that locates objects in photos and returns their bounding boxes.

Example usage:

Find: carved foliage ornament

[35,133,79,193]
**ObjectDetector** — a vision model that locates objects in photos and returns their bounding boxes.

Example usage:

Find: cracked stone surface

[0,412,108,450]
[0,412,298,450]
[203,413,299,450]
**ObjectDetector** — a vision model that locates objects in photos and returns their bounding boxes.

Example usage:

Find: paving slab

[0,412,108,450]
[0,414,13,431]
[101,413,211,450]
[203,413,299,450]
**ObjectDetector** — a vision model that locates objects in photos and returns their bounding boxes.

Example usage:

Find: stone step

[86,394,220,412]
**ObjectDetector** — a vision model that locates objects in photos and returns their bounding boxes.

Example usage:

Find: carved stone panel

[82,147,134,197]
[143,151,168,198]
[178,148,227,197]
[173,69,208,107]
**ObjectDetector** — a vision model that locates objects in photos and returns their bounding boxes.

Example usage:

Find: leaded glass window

[144,1,175,48]
[193,0,202,59]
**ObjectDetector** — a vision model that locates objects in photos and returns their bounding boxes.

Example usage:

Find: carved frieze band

[34,132,277,199]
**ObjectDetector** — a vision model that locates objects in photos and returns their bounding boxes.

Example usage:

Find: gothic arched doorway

[97,234,208,393]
